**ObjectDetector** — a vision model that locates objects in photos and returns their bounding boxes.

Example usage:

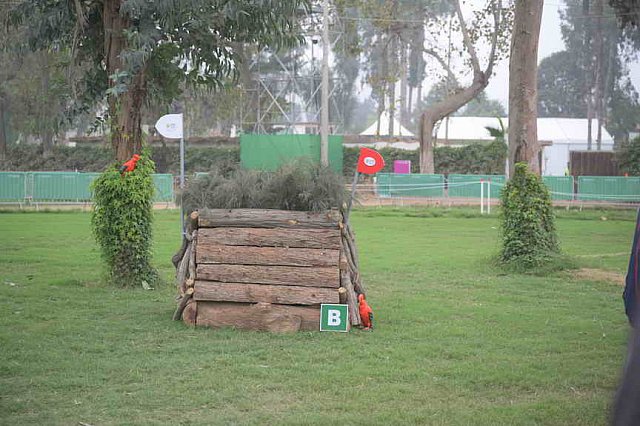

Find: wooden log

[197,227,341,249]
[341,227,366,295]
[197,209,341,229]
[341,269,361,326]
[340,242,358,276]
[173,288,194,321]
[196,264,340,288]
[176,243,192,295]
[196,301,319,332]
[171,211,199,268]
[193,281,339,305]
[182,300,197,326]
[338,287,348,304]
[188,230,197,279]
[196,244,340,268]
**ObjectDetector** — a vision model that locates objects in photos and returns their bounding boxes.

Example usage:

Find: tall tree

[11,0,309,162]
[418,0,510,173]
[538,0,640,144]
[508,0,544,176]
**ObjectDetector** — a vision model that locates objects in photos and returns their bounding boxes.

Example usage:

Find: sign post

[344,147,385,225]
[320,304,349,332]
[155,113,185,234]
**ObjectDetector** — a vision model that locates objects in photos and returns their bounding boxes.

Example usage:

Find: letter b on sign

[320,304,349,332]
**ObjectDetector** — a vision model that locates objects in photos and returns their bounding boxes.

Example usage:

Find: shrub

[181,161,346,214]
[617,136,640,176]
[91,149,158,287]
[500,162,559,270]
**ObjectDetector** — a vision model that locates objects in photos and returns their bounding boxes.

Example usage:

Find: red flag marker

[357,147,385,175]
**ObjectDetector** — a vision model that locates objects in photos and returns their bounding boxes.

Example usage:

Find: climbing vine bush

[500,162,559,270]
[91,149,158,287]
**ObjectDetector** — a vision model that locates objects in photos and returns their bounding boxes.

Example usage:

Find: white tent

[433,116,615,176]
[360,111,414,137]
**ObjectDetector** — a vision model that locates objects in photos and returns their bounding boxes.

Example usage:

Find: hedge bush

[500,162,559,270]
[1,142,506,176]
[91,149,158,288]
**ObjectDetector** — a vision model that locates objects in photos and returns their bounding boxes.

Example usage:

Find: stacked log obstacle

[172,209,366,332]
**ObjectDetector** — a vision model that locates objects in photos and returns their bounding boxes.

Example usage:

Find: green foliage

[500,163,560,270]
[91,149,157,287]
[4,143,507,177]
[0,144,239,174]
[0,144,113,171]
[617,136,640,176]
[181,162,345,214]
[10,0,310,118]
[343,142,507,177]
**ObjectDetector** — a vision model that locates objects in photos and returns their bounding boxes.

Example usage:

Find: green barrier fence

[152,174,174,202]
[0,172,174,203]
[543,176,574,201]
[376,173,445,197]
[240,134,343,173]
[577,176,640,202]
[447,174,506,198]
[0,172,27,201]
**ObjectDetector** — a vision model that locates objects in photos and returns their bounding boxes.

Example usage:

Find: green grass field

[0,207,636,425]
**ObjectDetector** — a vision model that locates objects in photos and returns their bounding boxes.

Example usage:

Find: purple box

[393,160,411,174]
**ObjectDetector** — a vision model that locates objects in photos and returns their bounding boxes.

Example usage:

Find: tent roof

[360,111,414,137]
[434,117,614,144]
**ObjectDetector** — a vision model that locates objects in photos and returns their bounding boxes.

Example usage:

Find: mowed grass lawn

[0,207,636,425]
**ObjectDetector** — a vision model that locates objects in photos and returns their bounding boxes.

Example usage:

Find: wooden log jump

[172,208,365,331]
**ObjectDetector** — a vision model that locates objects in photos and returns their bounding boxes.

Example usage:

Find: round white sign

[364,156,376,166]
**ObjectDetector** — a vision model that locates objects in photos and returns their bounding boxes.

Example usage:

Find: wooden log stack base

[171,209,365,332]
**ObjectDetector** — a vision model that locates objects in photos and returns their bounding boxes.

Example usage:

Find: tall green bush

[500,162,559,269]
[91,150,158,287]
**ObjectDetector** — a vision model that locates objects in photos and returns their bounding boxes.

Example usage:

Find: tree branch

[454,0,481,76]
[422,48,457,86]
[484,0,502,77]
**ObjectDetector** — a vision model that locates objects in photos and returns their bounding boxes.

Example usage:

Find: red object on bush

[119,154,141,174]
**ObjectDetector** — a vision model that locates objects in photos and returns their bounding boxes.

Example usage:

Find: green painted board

[240,134,343,173]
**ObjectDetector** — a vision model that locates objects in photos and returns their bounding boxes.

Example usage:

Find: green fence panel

[153,174,174,202]
[578,176,640,202]
[240,134,343,173]
[0,172,27,201]
[77,173,100,200]
[447,174,505,198]
[543,176,574,201]
[31,172,83,201]
[376,173,444,197]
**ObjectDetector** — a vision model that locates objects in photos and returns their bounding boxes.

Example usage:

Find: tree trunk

[39,51,53,158]
[419,75,490,173]
[594,0,604,150]
[0,93,7,161]
[111,72,145,161]
[400,46,407,126]
[508,0,544,177]
[103,0,144,162]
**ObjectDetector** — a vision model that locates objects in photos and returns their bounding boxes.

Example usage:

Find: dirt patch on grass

[572,268,625,286]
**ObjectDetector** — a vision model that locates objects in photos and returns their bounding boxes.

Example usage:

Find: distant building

[347,116,614,176]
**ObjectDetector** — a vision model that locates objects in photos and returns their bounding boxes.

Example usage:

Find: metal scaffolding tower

[239,5,345,135]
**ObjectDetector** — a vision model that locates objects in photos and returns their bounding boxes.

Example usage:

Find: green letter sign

[320,304,349,332]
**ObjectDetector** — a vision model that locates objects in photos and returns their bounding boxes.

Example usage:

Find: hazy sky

[485,0,640,111]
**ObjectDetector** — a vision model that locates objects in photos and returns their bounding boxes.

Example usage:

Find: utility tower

[239,4,346,136]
